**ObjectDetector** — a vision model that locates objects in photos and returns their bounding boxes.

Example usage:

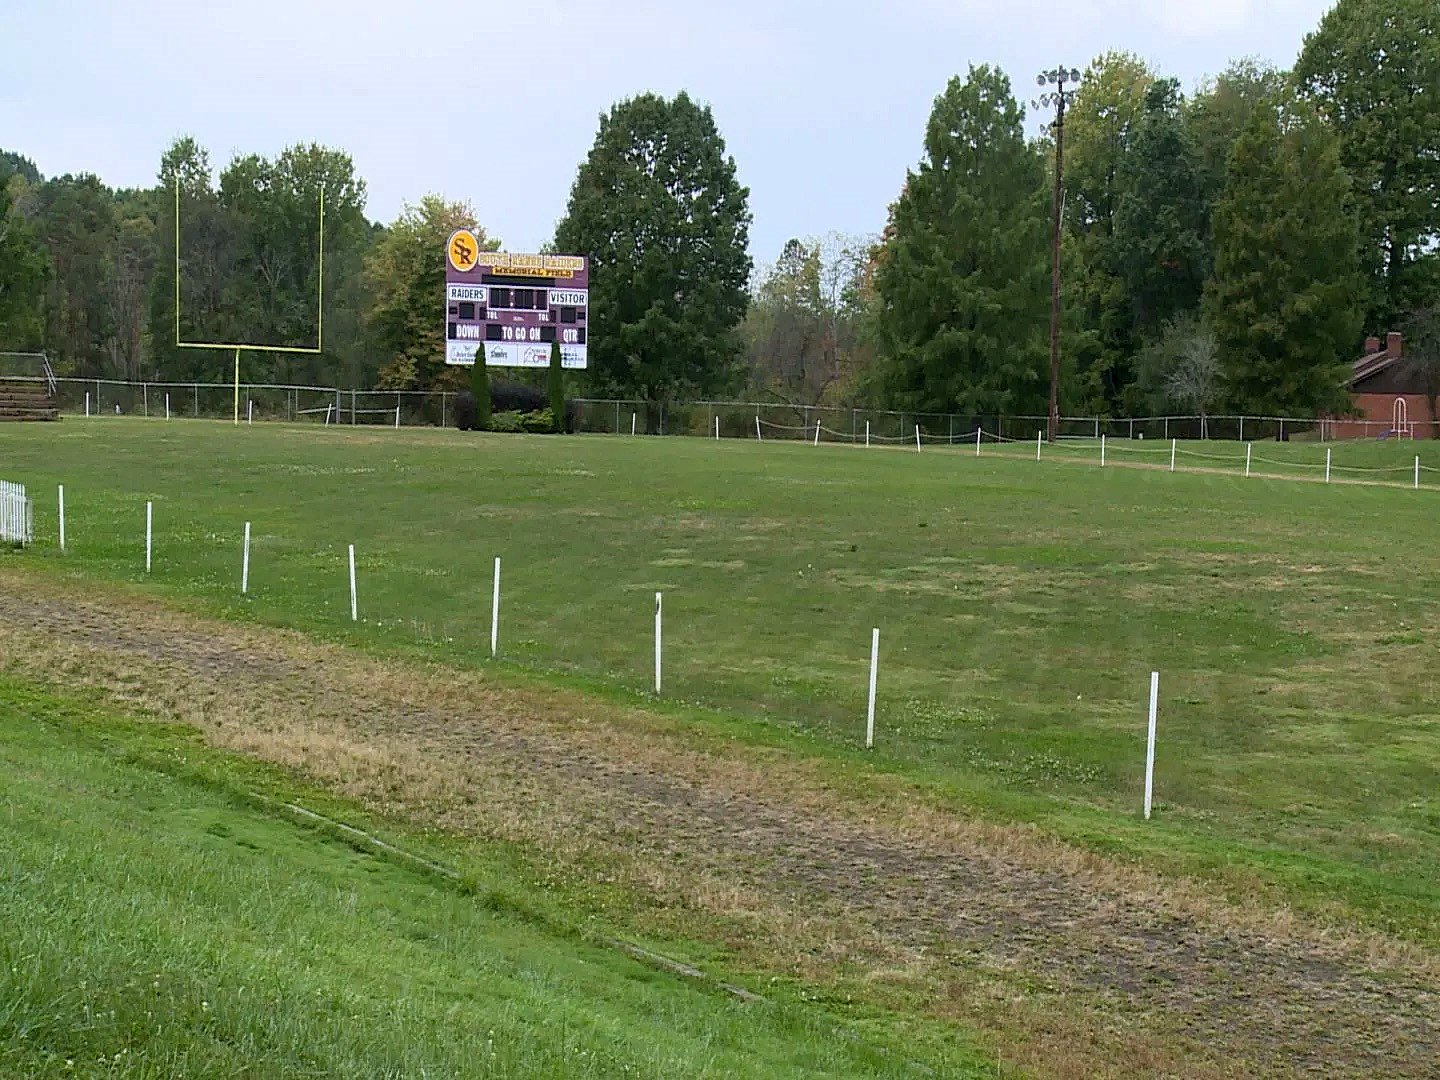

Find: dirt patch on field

[0,569,1436,1079]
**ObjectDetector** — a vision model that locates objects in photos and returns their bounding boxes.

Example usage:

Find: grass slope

[0,678,989,1078]
[1,419,1438,941]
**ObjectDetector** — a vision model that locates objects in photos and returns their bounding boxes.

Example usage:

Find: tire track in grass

[0,570,1436,1078]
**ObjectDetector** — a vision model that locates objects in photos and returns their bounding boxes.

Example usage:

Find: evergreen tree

[470,359,491,430]
[1203,101,1363,415]
[871,66,1048,415]
[1111,80,1208,359]
[554,92,752,405]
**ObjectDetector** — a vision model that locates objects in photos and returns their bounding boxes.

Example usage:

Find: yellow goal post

[173,183,325,424]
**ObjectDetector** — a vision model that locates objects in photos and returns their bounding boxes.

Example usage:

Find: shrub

[489,411,526,433]
[488,409,555,434]
[522,408,554,433]
[491,378,547,413]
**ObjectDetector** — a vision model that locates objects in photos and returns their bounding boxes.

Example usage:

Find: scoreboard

[444,235,589,369]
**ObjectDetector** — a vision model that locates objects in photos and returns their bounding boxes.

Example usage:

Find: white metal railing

[0,480,34,546]
[0,351,55,396]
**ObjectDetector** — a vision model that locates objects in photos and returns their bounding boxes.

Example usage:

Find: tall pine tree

[1203,100,1363,416]
[872,66,1048,416]
[1111,79,1208,362]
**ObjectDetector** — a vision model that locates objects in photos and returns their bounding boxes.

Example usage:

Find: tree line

[1,0,1436,420]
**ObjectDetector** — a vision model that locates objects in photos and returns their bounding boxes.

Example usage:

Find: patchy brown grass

[0,567,1436,1078]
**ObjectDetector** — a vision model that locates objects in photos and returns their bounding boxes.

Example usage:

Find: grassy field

[2,418,1439,944]
[0,677,989,1078]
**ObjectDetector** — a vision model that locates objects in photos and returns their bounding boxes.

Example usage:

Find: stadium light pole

[1034,66,1083,443]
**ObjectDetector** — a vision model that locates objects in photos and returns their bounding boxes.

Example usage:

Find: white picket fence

[0,480,34,546]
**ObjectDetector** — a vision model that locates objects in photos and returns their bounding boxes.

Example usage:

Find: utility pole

[1035,66,1083,443]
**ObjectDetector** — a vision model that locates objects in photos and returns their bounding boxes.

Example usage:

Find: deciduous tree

[554,92,752,406]
[0,173,48,349]
[1059,52,1155,413]
[743,233,870,404]
[1296,0,1440,327]
[363,195,496,393]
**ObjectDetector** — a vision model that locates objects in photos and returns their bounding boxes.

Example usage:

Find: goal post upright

[173,183,326,424]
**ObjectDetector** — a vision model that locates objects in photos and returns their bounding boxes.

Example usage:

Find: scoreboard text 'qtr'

[445,232,589,369]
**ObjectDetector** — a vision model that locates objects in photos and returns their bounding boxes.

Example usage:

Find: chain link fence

[19,378,1409,443]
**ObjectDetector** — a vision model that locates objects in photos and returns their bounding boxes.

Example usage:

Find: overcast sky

[3,0,1333,260]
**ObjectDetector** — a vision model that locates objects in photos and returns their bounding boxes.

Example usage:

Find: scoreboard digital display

[444,236,589,369]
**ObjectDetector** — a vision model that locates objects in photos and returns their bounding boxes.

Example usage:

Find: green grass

[2,418,1439,941]
[0,678,990,1078]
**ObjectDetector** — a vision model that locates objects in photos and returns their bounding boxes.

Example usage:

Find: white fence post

[58,484,65,552]
[490,556,501,657]
[976,427,981,457]
[755,415,761,441]
[1036,430,1042,462]
[1326,448,1332,484]
[242,521,251,594]
[866,628,880,750]
[165,393,171,420]
[348,544,358,622]
[394,405,401,429]
[85,391,90,417]
[865,420,870,447]
[1144,671,1159,820]
[145,501,152,573]
[654,591,663,694]
[1245,443,1252,478]
[714,415,720,440]
[247,399,253,425]
[632,412,637,436]
[1416,456,1421,491]
[1170,438,1176,473]
[914,425,921,452]
[1101,433,1106,467]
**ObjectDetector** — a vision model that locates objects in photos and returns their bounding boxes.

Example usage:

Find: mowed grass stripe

[0,679,990,1079]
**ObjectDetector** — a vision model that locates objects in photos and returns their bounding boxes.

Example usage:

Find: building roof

[1348,333,1405,390]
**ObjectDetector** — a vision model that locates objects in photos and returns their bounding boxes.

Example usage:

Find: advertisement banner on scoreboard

[444,239,589,368]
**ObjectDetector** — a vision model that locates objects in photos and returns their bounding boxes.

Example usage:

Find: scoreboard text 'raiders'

[444,234,589,370]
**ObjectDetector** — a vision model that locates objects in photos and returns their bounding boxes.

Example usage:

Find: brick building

[1325,332,1435,440]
